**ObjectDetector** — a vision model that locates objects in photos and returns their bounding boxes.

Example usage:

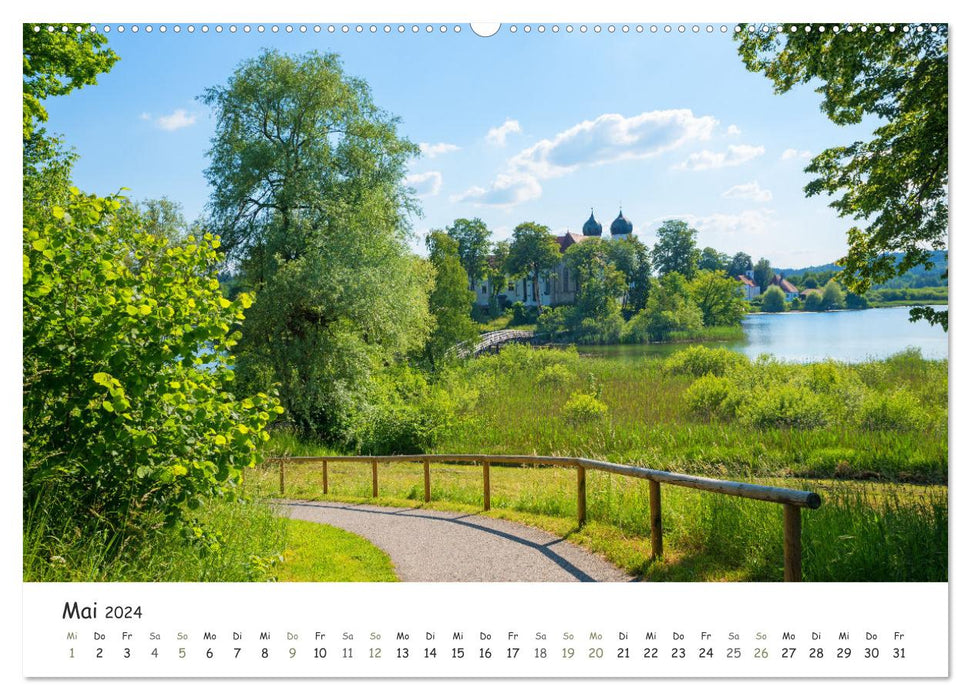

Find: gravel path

[280,500,635,582]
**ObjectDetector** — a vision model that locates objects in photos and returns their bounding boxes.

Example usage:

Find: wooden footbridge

[458,329,535,358]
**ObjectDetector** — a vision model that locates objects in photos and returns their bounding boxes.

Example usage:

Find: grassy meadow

[254,344,948,582]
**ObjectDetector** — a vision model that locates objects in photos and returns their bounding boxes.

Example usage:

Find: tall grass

[24,494,288,582]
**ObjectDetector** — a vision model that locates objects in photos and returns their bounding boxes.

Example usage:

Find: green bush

[859,389,928,432]
[664,346,749,377]
[23,192,280,537]
[563,392,608,424]
[739,384,830,429]
[761,285,786,312]
[684,375,741,419]
[536,363,575,386]
[510,301,538,325]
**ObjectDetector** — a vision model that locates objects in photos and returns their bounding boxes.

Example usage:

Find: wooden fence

[269,454,821,582]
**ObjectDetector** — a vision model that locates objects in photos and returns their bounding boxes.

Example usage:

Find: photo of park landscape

[23,22,947,584]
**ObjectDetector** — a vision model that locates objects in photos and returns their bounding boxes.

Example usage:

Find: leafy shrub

[761,285,786,312]
[664,346,749,377]
[684,375,741,419]
[510,301,538,325]
[23,192,280,535]
[803,290,824,312]
[858,389,928,432]
[739,384,830,429]
[563,392,608,424]
[536,363,575,386]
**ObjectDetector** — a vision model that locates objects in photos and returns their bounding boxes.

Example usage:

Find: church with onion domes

[473,208,637,309]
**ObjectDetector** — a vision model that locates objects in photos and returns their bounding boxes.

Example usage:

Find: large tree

[690,270,748,327]
[423,230,478,370]
[651,219,700,279]
[607,236,653,315]
[727,251,753,277]
[738,25,948,329]
[504,222,561,312]
[203,50,433,440]
[752,257,774,291]
[201,49,420,282]
[699,246,730,272]
[445,217,493,290]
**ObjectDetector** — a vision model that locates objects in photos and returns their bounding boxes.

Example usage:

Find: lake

[581,306,948,363]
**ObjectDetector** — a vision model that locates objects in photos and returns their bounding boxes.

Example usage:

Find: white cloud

[453,172,542,207]
[511,110,718,178]
[486,119,522,147]
[404,171,443,197]
[781,148,812,160]
[722,181,773,202]
[139,112,151,121]
[726,124,741,136]
[418,142,460,158]
[676,144,765,171]
[154,109,196,131]
[462,109,717,208]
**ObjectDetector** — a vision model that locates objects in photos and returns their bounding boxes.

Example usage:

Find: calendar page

[14,0,960,693]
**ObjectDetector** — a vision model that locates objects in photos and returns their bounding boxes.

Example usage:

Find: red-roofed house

[735,274,760,300]
[768,273,800,301]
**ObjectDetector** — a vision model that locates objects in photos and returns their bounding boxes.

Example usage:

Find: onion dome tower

[582,209,603,237]
[610,209,633,239]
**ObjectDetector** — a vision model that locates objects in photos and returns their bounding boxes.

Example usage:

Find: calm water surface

[582,306,948,363]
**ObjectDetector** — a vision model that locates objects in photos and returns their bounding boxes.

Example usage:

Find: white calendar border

[5,0,963,695]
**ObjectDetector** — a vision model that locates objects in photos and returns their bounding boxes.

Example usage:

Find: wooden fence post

[372,459,378,498]
[577,464,587,526]
[649,480,663,560]
[483,461,491,511]
[279,459,285,496]
[423,458,431,503]
[322,459,328,495]
[783,504,802,582]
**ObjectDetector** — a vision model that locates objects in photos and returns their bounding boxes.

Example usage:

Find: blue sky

[42,23,882,268]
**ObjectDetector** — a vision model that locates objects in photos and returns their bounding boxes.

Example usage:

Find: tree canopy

[423,230,478,370]
[201,49,420,279]
[445,217,493,289]
[737,25,948,329]
[651,219,700,279]
[505,221,561,311]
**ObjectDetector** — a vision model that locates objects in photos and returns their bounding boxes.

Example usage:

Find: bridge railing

[268,453,821,582]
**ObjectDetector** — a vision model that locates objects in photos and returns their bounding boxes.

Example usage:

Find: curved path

[280,500,634,582]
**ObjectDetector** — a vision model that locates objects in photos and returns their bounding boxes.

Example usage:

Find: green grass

[24,492,398,583]
[276,519,398,582]
[255,345,947,582]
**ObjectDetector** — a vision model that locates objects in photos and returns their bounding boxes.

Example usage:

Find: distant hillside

[777,250,947,289]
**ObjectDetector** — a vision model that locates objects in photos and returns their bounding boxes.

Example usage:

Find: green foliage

[727,251,753,277]
[201,49,419,275]
[752,257,773,291]
[739,384,830,429]
[536,363,575,386]
[422,230,478,370]
[821,279,846,310]
[684,375,740,419]
[24,192,280,538]
[689,269,748,326]
[664,346,749,378]
[802,290,823,312]
[859,389,928,432]
[504,221,561,311]
[698,246,729,272]
[22,23,119,141]
[761,285,786,312]
[235,228,433,443]
[510,301,539,326]
[445,217,493,288]
[651,219,700,279]
[563,392,609,424]
[737,26,948,329]
[607,237,653,313]
[625,273,703,342]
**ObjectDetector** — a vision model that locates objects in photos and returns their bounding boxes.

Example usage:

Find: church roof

[582,210,603,237]
[610,209,633,236]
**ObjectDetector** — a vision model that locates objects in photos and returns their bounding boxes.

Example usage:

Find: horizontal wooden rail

[267,453,821,581]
